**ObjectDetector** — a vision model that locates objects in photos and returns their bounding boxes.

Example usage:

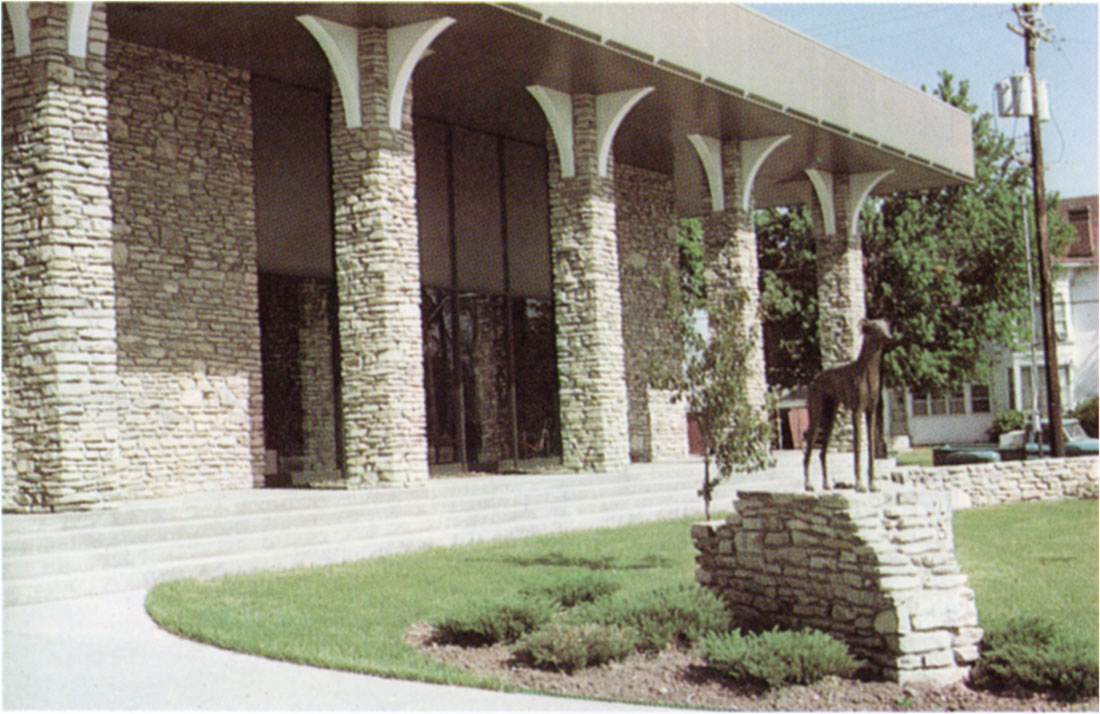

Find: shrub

[569,584,730,651]
[1072,396,1098,437]
[990,410,1028,439]
[699,627,860,689]
[522,573,621,609]
[514,622,638,673]
[972,617,1099,701]
[433,595,554,646]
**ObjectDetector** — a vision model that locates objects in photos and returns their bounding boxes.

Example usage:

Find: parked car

[932,418,1099,465]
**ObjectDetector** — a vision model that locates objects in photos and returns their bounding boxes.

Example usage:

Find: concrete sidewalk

[3,589,662,711]
[3,451,883,711]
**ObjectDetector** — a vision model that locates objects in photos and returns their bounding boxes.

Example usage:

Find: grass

[146,500,1098,693]
[146,515,704,690]
[894,447,934,467]
[953,498,1098,636]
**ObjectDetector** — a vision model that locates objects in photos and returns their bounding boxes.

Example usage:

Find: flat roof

[105,2,974,214]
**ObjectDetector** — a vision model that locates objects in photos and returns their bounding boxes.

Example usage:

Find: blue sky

[745,2,1099,198]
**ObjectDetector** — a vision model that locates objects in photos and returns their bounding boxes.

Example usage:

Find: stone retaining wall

[889,456,1099,507]
[692,490,980,685]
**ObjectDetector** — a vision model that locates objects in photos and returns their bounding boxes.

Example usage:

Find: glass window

[911,391,929,417]
[1054,299,1067,341]
[971,385,991,413]
[948,388,966,414]
[931,395,948,415]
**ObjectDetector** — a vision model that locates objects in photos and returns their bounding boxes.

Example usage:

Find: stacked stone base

[692,490,981,685]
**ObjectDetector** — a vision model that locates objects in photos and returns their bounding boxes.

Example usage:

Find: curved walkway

[4,589,659,711]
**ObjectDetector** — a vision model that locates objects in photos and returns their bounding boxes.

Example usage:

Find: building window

[971,384,991,413]
[1019,364,1071,413]
[909,384,989,417]
[1054,298,1067,341]
[911,390,929,417]
[1033,295,1069,342]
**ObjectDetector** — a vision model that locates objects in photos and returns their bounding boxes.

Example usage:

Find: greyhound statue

[803,319,892,493]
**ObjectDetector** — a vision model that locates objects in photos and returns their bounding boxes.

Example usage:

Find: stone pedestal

[692,490,981,685]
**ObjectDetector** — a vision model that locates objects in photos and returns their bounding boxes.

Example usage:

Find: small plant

[522,573,621,609]
[972,617,1099,701]
[570,584,730,652]
[514,622,638,673]
[699,627,860,689]
[432,594,554,646]
[990,410,1028,439]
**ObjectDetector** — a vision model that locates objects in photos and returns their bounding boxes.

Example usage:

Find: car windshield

[1065,422,1088,440]
[1040,421,1089,442]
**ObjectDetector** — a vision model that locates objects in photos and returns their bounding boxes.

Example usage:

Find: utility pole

[1009,3,1064,456]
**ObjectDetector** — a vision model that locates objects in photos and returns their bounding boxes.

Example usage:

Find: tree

[758,70,1075,396]
[757,206,819,389]
[649,221,773,519]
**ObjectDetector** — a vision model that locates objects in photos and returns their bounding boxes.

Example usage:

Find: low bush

[990,410,1028,439]
[569,584,730,651]
[432,594,554,646]
[972,617,1099,701]
[514,622,638,673]
[522,573,621,609]
[699,627,860,689]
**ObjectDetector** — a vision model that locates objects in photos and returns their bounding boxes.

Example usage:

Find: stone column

[702,139,768,411]
[547,95,630,472]
[329,28,428,486]
[808,172,867,456]
[809,173,865,367]
[616,163,686,461]
[470,295,507,465]
[2,3,119,511]
[299,279,340,478]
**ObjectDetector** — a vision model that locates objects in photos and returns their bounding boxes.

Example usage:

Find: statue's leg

[819,404,834,490]
[803,423,817,492]
[867,407,879,492]
[853,410,865,492]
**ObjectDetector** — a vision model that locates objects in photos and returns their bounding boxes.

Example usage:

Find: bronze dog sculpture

[803,319,892,492]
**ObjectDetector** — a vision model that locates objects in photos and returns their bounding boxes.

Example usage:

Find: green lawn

[894,447,933,467]
[146,515,708,689]
[953,498,1098,634]
[146,500,1098,690]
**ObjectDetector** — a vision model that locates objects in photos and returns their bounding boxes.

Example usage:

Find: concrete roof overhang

[107,2,975,216]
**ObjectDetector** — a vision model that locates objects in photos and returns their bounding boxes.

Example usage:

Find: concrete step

[3,471,700,555]
[3,487,703,580]
[4,461,742,606]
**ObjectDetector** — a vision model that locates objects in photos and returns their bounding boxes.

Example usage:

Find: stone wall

[890,456,1099,507]
[616,163,687,462]
[692,490,981,685]
[108,39,264,496]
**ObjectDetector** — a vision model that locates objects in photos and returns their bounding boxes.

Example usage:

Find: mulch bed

[405,622,1098,711]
